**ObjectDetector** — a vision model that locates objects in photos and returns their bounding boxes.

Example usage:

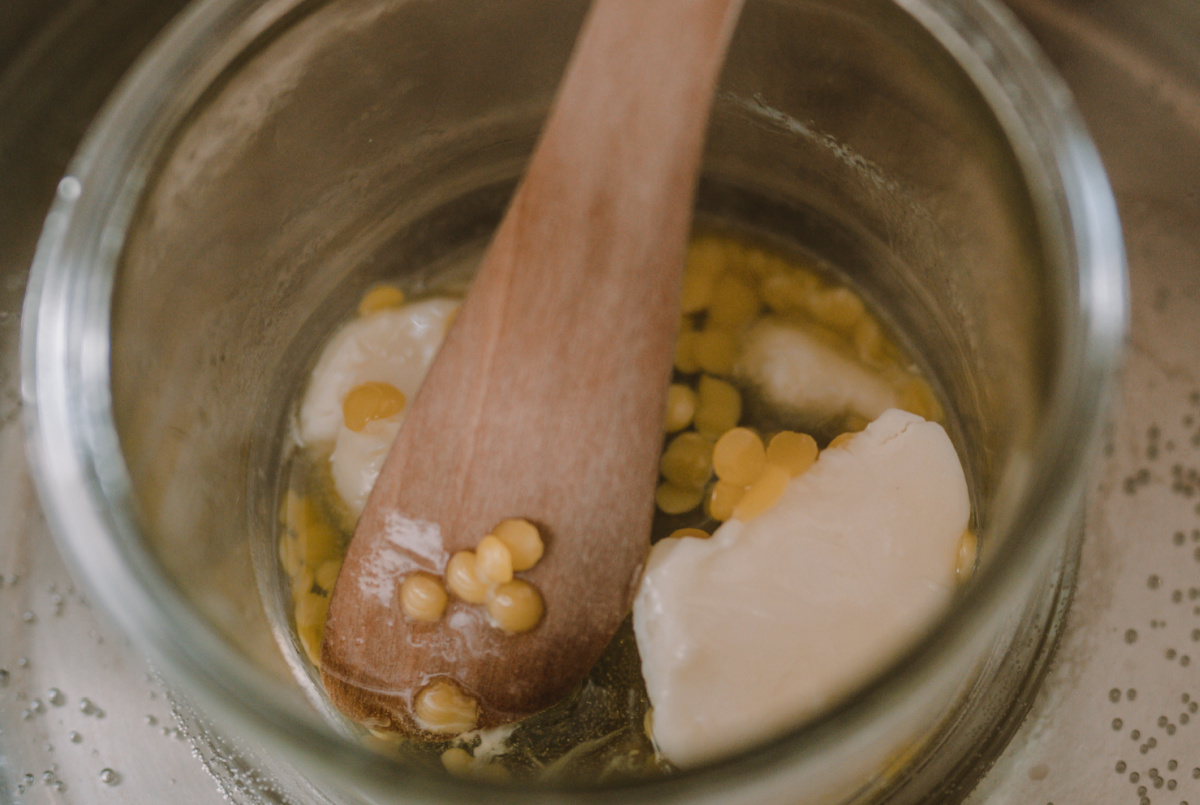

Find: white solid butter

[736,318,898,426]
[298,298,458,445]
[632,408,969,767]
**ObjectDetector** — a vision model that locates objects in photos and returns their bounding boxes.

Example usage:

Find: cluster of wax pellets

[655,233,941,522]
[403,518,546,635]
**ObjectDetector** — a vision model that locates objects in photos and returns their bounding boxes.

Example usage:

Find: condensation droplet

[99,768,119,785]
[145,715,157,727]
[57,176,81,201]
[78,698,94,715]
[1168,648,1178,660]
[1117,761,1127,773]
[46,688,64,706]
[22,611,35,624]
[1127,629,1139,644]
[30,699,44,714]
[1128,688,1138,701]
[68,731,81,743]
[1150,575,1162,589]
[1114,718,1124,730]
[1111,688,1122,703]
[0,669,9,687]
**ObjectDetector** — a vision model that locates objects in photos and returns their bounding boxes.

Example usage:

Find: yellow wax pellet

[808,286,864,333]
[664,384,697,433]
[492,518,544,571]
[400,573,448,622]
[299,622,323,667]
[486,580,544,633]
[446,551,490,604]
[655,482,703,515]
[694,327,738,376]
[413,679,478,735]
[898,377,943,422]
[440,747,474,775]
[357,284,405,316]
[680,267,717,314]
[290,494,340,569]
[342,381,407,432]
[707,275,761,330]
[766,431,818,478]
[315,559,342,591]
[667,527,711,540]
[291,565,315,601]
[760,270,816,313]
[706,479,745,522]
[827,431,857,449]
[659,431,714,490]
[279,532,300,578]
[475,535,514,586]
[295,590,330,629]
[694,375,742,439]
[854,317,887,366]
[956,529,978,582]
[674,328,702,374]
[734,465,790,521]
[712,427,767,487]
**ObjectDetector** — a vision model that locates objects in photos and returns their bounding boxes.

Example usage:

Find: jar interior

[108,0,1054,792]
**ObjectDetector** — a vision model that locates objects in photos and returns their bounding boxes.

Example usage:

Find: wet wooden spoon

[321,0,745,734]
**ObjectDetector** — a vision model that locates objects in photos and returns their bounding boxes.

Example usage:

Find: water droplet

[1128,688,1138,701]
[1131,771,1141,783]
[68,731,81,743]
[1149,737,1158,747]
[23,773,34,785]
[1160,716,1170,727]
[1168,648,1178,660]
[1169,779,1178,790]
[1150,575,1162,589]
[79,698,94,715]
[17,657,28,668]
[1181,713,1190,724]
[1138,786,1148,796]
[0,669,8,687]
[99,768,119,785]
[1192,701,1199,713]
[1132,729,1142,739]
[57,176,82,200]
[1168,724,1178,734]
[22,611,35,624]
[1127,629,1139,644]
[145,715,157,727]
[30,699,44,713]
[1114,718,1124,730]
[21,709,32,720]
[46,688,64,706]
[1117,761,1127,773]
[1110,688,1122,703]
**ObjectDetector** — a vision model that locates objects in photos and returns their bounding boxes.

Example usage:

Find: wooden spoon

[320,0,745,734]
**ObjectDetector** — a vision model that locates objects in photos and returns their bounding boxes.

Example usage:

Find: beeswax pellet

[475,535,514,586]
[708,275,761,330]
[828,431,856,449]
[315,559,341,591]
[694,327,738,376]
[342,381,406,432]
[414,679,478,735]
[400,573,448,622]
[492,518,543,571]
[664,384,697,433]
[655,482,703,515]
[660,431,714,490]
[357,285,405,316]
[487,580,544,633]
[734,465,790,521]
[712,427,767,487]
[760,270,816,314]
[766,431,818,478]
[441,747,474,775]
[668,527,711,540]
[674,328,702,374]
[446,551,490,604]
[706,479,744,522]
[694,376,742,439]
[956,530,978,582]
[808,286,864,333]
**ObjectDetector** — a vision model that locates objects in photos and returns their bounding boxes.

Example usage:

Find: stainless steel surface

[0,1,1197,804]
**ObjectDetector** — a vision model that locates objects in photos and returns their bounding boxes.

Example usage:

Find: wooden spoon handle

[322,0,745,730]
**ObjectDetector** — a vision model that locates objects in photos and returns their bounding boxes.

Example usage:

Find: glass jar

[22,0,1126,802]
